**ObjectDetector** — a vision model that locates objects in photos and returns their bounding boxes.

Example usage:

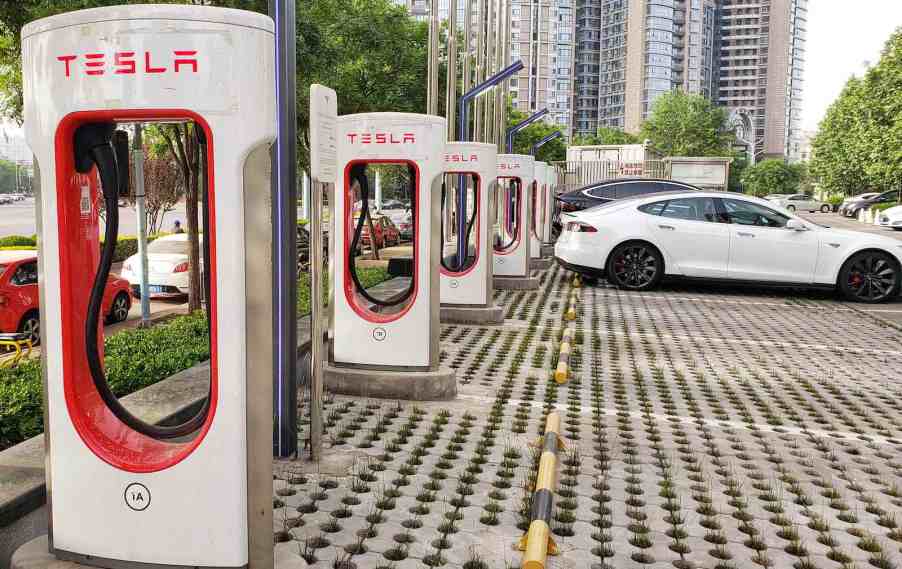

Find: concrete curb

[517,412,563,568]
[493,276,540,290]
[323,363,457,401]
[440,304,505,324]
[529,257,552,271]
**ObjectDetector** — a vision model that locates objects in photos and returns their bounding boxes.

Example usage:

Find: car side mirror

[786,219,808,231]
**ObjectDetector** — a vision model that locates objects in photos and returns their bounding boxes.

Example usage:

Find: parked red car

[0,250,132,344]
[358,214,402,249]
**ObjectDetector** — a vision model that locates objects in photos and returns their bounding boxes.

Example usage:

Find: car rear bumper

[554,257,606,278]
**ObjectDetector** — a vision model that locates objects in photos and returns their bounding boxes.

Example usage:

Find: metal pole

[474,0,487,140]
[309,180,324,461]
[269,0,299,459]
[446,0,459,140]
[375,169,383,211]
[506,108,549,152]
[493,0,506,149]
[427,0,441,115]
[462,0,474,134]
[483,0,496,143]
[500,0,511,150]
[133,124,150,327]
[301,171,310,221]
[531,130,563,155]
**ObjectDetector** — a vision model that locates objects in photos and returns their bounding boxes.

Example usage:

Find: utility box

[665,156,733,191]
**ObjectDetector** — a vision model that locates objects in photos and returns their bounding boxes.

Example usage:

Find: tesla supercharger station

[541,165,558,254]
[439,142,503,324]
[22,6,275,569]
[493,154,539,290]
[323,113,456,400]
[529,162,552,269]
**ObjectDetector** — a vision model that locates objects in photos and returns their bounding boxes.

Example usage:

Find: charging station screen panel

[440,172,480,276]
[494,177,521,254]
[343,161,418,322]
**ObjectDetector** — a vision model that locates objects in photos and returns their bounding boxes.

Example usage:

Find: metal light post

[531,130,564,156]
[427,0,441,114]
[500,0,512,150]
[493,0,506,147]
[446,0,459,138]
[132,124,150,327]
[455,60,524,264]
[269,0,299,459]
[483,0,496,143]
[506,108,549,152]
[474,0,488,139]
[462,0,474,110]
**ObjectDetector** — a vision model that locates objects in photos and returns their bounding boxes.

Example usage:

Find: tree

[811,27,902,199]
[506,105,567,163]
[572,127,640,147]
[639,90,734,157]
[740,159,804,197]
[139,157,183,234]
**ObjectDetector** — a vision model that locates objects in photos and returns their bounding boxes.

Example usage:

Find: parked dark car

[297,224,329,273]
[554,178,702,231]
[840,190,898,218]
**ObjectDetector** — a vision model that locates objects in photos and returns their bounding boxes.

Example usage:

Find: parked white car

[771,193,831,213]
[555,191,902,303]
[878,205,902,231]
[120,233,203,297]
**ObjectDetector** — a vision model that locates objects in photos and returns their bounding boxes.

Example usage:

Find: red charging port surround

[343,159,420,323]
[54,109,217,473]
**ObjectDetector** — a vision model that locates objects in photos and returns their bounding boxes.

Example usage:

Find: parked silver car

[772,193,831,213]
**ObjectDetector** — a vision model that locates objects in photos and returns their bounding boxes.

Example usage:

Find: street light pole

[427,0,441,115]
[446,0,458,139]
[133,124,150,327]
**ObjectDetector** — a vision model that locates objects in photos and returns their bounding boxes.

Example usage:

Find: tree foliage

[572,126,640,147]
[740,159,804,198]
[505,105,566,162]
[639,90,734,157]
[811,27,902,198]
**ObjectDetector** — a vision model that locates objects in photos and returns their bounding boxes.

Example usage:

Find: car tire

[606,242,664,292]
[820,205,831,213]
[838,250,901,303]
[107,292,131,324]
[17,310,40,346]
[786,205,796,212]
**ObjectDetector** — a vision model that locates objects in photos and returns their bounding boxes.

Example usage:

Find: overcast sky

[802,0,902,133]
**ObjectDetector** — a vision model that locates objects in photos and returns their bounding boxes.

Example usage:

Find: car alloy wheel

[18,313,40,345]
[786,205,796,212]
[609,244,661,290]
[820,204,830,213]
[843,252,899,303]
[111,293,130,323]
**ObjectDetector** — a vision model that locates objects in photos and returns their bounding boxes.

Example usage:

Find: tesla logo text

[445,154,479,163]
[499,163,520,170]
[56,50,198,77]
[346,132,416,144]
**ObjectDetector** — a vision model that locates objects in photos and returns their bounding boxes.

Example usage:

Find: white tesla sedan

[877,205,902,231]
[120,233,202,298]
[555,192,902,303]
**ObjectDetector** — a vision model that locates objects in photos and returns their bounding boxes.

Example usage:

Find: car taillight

[567,222,597,233]
[560,202,578,212]
[173,262,189,273]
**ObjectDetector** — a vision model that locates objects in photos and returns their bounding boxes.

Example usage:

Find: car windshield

[147,239,189,255]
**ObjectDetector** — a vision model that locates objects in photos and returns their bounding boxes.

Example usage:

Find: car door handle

[658,224,675,231]
[737,232,755,238]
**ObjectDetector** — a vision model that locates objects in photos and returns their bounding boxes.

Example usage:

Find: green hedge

[0,233,169,262]
[872,202,901,214]
[0,235,36,248]
[297,266,389,315]
[0,312,210,451]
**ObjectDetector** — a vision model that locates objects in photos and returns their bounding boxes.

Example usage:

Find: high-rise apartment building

[509,0,575,131]
[571,0,806,160]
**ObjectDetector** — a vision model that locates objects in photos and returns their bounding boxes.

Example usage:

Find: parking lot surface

[273,263,902,569]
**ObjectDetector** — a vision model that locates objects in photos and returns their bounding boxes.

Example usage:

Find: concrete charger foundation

[323,363,456,401]
[529,257,553,270]
[440,303,505,324]
[493,275,541,290]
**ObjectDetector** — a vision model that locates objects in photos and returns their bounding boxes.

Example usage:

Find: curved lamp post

[454,59,524,266]
[531,130,564,156]
[506,108,549,153]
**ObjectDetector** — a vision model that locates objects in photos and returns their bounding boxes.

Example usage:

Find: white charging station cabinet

[494,154,534,278]
[22,6,275,569]
[440,142,497,307]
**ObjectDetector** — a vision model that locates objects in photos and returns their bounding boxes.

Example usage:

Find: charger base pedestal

[440,304,504,324]
[324,363,456,400]
[493,276,540,290]
[529,257,552,271]
[541,244,555,257]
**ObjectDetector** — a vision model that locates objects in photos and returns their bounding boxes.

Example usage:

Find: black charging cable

[348,164,415,307]
[439,178,479,273]
[495,179,521,251]
[75,122,210,440]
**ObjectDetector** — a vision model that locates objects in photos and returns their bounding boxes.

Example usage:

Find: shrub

[0,235,37,248]
[0,312,210,450]
[297,266,390,315]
